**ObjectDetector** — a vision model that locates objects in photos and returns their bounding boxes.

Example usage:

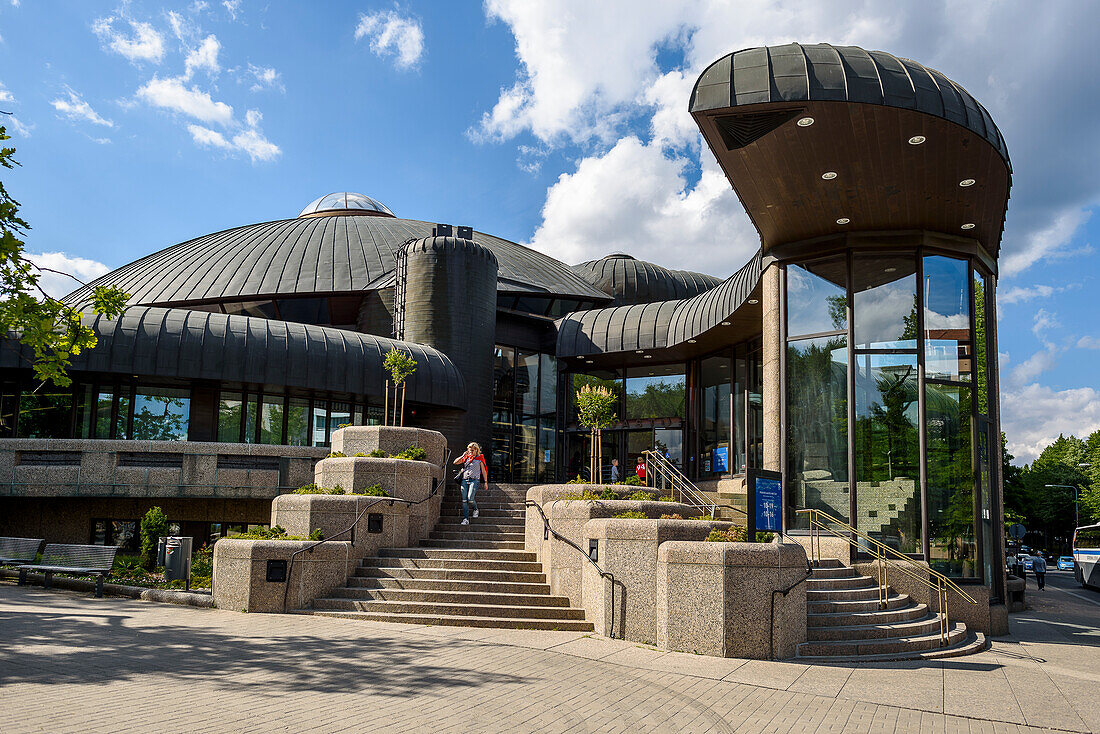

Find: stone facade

[213,539,357,613]
[272,494,414,559]
[329,426,448,469]
[657,539,808,659]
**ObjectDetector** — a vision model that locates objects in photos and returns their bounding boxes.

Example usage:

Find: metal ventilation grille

[714,109,802,150]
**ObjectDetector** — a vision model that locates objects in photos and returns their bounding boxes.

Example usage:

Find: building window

[218,392,244,443]
[926,382,975,577]
[624,365,685,420]
[286,398,310,446]
[700,355,732,476]
[132,387,190,441]
[16,387,73,438]
[492,346,516,481]
[312,400,329,447]
[852,253,918,350]
[259,394,285,445]
[924,256,972,382]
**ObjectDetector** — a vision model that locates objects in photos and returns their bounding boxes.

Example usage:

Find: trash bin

[164,536,193,587]
[157,537,168,567]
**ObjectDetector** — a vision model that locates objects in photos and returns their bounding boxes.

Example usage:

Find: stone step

[806,585,886,602]
[809,565,858,579]
[351,576,551,595]
[326,587,571,608]
[294,609,594,631]
[429,530,526,542]
[357,563,547,583]
[440,507,526,517]
[378,547,536,562]
[310,598,588,621]
[806,614,945,641]
[797,624,969,658]
[808,593,912,614]
[808,603,930,627]
[806,575,877,590]
[812,559,845,569]
[435,520,525,531]
[418,538,527,551]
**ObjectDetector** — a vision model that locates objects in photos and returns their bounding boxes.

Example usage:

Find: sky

[1,1,1099,464]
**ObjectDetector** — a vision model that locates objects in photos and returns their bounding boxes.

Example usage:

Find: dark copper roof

[571,254,722,307]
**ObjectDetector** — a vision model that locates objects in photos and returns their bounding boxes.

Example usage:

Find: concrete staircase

[797,560,986,661]
[297,483,593,631]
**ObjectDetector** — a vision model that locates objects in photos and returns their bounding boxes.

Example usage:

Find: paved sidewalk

[0,574,1096,733]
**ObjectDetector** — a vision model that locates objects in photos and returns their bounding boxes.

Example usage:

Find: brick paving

[0,580,1096,733]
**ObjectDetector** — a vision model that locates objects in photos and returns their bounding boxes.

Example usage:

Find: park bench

[17,544,120,598]
[0,537,44,565]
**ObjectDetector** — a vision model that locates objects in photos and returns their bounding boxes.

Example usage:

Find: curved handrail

[525,499,621,639]
[796,508,977,603]
[642,450,738,519]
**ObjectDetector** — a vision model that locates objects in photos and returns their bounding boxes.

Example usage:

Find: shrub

[612,511,647,519]
[660,514,684,520]
[353,449,388,458]
[705,527,747,543]
[566,476,588,484]
[655,494,675,502]
[352,484,388,497]
[190,545,213,578]
[756,531,775,543]
[113,553,144,571]
[226,525,323,541]
[293,484,346,495]
[139,506,170,569]
[393,446,427,461]
[619,475,643,486]
[627,490,655,501]
[326,451,346,459]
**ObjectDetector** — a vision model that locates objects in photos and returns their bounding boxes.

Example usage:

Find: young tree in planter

[383,347,417,426]
[139,506,170,570]
[0,126,129,393]
[575,384,617,484]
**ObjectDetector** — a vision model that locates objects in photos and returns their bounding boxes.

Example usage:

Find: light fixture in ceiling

[748,299,759,305]
[643,355,653,359]
[634,350,644,354]
[884,267,897,273]
[720,321,731,326]
[908,135,926,145]
[687,339,697,344]
[836,217,850,225]
[796,117,815,127]
[821,171,838,180]
[959,178,976,187]
[961,223,976,230]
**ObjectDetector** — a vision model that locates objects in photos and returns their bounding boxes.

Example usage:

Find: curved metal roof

[0,306,466,408]
[571,254,723,307]
[691,42,1009,169]
[63,215,609,309]
[557,251,763,357]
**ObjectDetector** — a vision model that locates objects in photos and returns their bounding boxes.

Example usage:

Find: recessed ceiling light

[748,299,759,305]
[585,360,593,364]
[821,171,838,180]
[720,321,731,326]
[836,217,850,225]
[643,354,652,359]
[961,223,976,230]
[796,117,814,127]
[635,350,644,354]
[648,372,654,375]
[687,339,697,344]
[908,135,926,145]
[959,178,976,187]
[884,267,897,273]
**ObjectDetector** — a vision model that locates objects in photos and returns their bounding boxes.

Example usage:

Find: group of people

[607,457,647,483]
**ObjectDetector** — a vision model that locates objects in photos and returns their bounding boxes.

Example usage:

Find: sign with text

[712,446,728,473]
[747,468,783,536]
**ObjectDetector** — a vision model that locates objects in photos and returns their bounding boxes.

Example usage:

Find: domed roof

[63,215,610,309]
[571,254,722,307]
[299,192,394,218]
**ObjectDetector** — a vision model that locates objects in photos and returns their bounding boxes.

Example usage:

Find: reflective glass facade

[492,344,558,483]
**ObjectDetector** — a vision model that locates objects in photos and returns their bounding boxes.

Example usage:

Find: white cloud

[188,109,279,163]
[1078,336,1100,350]
[527,136,756,273]
[1002,382,1100,463]
[183,34,221,80]
[354,10,424,70]
[999,283,1077,305]
[92,15,165,64]
[247,64,283,93]
[223,0,240,21]
[50,87,114,128]
[0,82,12,104]
[25,251,111,299]
[136,76,233,124]
[1031,308,1060,341]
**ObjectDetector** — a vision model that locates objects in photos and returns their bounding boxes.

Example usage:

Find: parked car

[1020,555,1034,572]
[1057,556,1075,571]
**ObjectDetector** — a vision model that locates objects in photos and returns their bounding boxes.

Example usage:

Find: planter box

[272,494,415,557]
[330,426,447,469]
[213,539,356,613]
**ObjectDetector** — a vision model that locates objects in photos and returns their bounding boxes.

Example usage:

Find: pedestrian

[635,457,646,482]
[1031,554,1047,590]
[609,458,620,483]
[452,442,488,526]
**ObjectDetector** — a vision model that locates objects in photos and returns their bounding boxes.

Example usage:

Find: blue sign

[712,446,728,473]
[754,476,782,533]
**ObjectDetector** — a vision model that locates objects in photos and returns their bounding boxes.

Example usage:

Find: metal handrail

[796,507,977,646]
[525,499,621,639]
[641,450,725,519]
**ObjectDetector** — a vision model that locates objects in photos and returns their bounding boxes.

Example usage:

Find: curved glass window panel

[854,353,920,553]
[973,269,990,415]
[259,395,285,445]
[625,365,685,419]
[298,192,394,218]
[786,259,847,338]
[923,256,971,381]
[286,398,309,446]
[786,336,849,528]
[223,301,277,320]
[132,387,190,441]
[217,392,242,442]
[926,383,977,577]
[853,253,918,349]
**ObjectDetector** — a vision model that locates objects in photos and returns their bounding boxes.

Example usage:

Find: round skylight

[298,192,395,218]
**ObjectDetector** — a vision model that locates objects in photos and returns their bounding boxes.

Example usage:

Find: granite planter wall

[581,517,739,644]
[330,426,447,470]
[657,539,809,659]
[272,494,414,559]
[213,539,356,613]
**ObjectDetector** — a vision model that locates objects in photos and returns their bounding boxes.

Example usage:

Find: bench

[17,544,120,598]
[0,537,44,565]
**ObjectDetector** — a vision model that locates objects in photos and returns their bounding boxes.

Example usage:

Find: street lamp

[1045,484,1079,528]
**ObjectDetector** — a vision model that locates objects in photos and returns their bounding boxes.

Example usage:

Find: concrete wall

[213,539,356,613]
[272,495,414,557]
[657,539,808,659]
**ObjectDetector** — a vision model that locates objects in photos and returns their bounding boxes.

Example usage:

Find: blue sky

[1,1,1099,462]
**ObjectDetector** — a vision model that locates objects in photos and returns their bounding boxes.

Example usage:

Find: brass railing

[641,450,729,519]
[796,507,977,646]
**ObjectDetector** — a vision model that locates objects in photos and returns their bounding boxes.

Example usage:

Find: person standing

[635,457,646,482]
[609,458,620,483]
[1031,554,1047,590]
[452,442,488,526]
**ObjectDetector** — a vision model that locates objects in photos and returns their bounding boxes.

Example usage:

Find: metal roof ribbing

[571,255,723,308]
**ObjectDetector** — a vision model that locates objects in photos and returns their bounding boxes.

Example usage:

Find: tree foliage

[575,384,617,431]
[383,347,417,386]
[0,125,128,387]
[139,506,170,570]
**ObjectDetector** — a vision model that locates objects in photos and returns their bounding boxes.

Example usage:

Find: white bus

[1072,523,1100,590]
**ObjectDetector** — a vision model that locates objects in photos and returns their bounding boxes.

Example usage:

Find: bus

[1072,523,1100,589]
